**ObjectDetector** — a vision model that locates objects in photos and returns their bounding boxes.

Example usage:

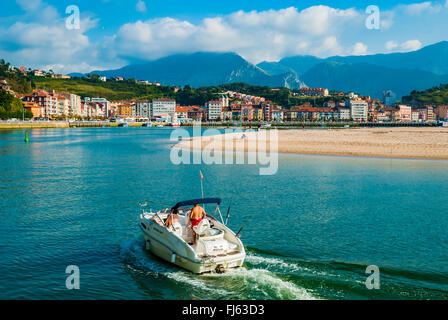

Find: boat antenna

[225,204,231,225]
[236,226,244,238]
[200,170,205,208]
[199,170,204,199]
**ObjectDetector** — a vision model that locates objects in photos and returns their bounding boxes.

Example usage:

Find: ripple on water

[119,239,317,300]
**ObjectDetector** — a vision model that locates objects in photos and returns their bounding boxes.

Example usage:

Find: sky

[1,0,448,74]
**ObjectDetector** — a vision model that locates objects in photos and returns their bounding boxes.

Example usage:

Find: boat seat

[171,221,182,238]
[200,228,224,241]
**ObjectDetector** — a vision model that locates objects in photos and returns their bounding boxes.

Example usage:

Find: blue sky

[1,0,448,73]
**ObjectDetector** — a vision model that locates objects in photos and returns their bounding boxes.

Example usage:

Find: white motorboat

[139,198,246,274]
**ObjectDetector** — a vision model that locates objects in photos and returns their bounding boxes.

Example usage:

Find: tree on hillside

[0,89,32,119]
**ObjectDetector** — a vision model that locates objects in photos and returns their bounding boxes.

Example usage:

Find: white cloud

[401,40,422,51]
[3,1,448,74]
[136,0,147,13]
[352,42,368,55]
[0,2,106,74]
[16,0,42,11]
[403,1,441,15]
[380,10,395,29]
[385,40,398,50]
[113,6,358,63]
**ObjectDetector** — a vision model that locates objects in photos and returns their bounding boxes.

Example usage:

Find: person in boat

[165,209,180,229]
[189,204,206,244]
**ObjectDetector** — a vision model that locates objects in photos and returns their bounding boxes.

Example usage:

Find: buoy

[24,132,29,143]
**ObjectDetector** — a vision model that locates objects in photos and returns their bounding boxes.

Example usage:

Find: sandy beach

[177,127,448,160]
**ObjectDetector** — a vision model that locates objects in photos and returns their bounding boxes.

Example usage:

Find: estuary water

[0,127,447,300]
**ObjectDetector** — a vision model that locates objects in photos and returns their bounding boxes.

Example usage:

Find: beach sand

[176,127,448,160]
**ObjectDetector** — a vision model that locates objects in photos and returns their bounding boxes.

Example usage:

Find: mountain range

[81,41,448,99]
[88,52,304,90]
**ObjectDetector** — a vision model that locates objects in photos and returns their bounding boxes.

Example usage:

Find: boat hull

[140,225,245,274]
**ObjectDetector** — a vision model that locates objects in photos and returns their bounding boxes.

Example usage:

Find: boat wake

[120,238,318,300]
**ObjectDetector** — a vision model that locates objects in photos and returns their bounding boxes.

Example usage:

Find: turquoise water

[0,128,447,300]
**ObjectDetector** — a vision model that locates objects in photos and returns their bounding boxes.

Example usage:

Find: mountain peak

[92,51,302,89]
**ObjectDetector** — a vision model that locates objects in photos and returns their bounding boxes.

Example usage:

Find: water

[0,127,447,300]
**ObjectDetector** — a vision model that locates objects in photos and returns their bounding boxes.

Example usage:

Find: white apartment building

[60,93,82,116]
[90,98,110,117]
[350,100,368,121]
[57,95,70,116]
[135,101,151,118]
[151,98,176,117]
[411,110,420,122]
[206,100,222,121]
[337,107,351,120]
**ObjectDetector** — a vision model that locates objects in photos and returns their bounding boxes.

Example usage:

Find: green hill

[402,84,448,105]
[32,77,174,101]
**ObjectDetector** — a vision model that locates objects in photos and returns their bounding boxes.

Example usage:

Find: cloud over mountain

[2,1,448,74]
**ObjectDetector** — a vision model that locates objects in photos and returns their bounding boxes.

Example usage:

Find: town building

[424,105,436,122]
[205,100,222,121]
[22,101,42,118]
[221,107,233,121]
[436,105,448,120]
[22,90,58,118]
[336,107,351,121]
[411,109,420,122]
[349,100,368,121]
[175,107,189,119]
[60,93,82,116]
[152,98,176,117]
[297,88,329,97]
[261,102,273,121]
[271,107,284,122]
[57,95,70,116]
[32,70,44,77]
[396,105,412,122]
[187,106,205,121]
[135,101,151,118]
[117,104,134,118]
[18,66,27,74]
[90,98,110,117]
[52,74,71,79]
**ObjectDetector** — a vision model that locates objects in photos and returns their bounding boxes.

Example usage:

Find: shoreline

[176,127,448,161]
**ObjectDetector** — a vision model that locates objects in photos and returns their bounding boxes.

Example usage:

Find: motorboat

[169,121,181,127]
[139,198,246,274]
[118,123,129,127]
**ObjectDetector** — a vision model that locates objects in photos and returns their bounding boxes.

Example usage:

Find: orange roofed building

[22,101,43,118]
